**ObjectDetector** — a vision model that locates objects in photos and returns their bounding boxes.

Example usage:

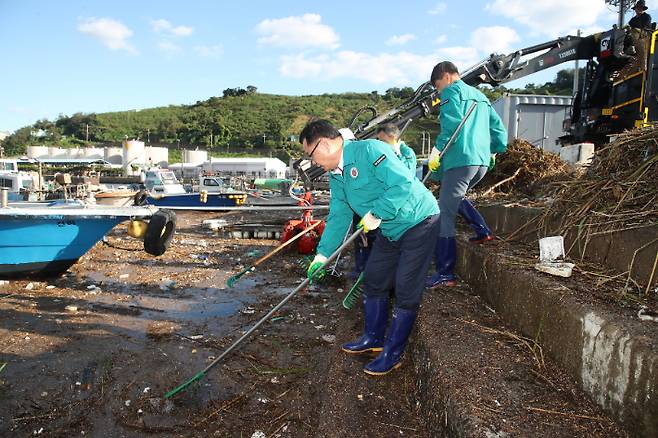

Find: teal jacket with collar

[433,79,508,172]
[316,139,438,258]
[398,141,417,174]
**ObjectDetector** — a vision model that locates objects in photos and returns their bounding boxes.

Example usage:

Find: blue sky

[0,0,647,132]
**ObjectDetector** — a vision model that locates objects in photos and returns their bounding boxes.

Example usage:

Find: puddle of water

[74,269,299,326]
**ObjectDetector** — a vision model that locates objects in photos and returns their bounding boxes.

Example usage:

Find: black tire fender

[134,190,148,206]
[144,209,176,256]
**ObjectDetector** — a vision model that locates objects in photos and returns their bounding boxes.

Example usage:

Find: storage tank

[145,146,169,167]
[104,147,123,165]
[123,140,146,175]
[26,146,49,159]
[83,147,103,159]
[183,149,208,164]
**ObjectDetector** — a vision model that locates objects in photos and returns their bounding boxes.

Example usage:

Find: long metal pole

[165,227,365,398]
[574,29,581,95]
[619,0,625,28]
[422,102,478,184]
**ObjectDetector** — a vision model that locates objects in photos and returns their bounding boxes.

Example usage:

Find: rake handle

[253,219,322,266]
[422,101,478,184]
[228,220,323,285]
[166,227,365,398]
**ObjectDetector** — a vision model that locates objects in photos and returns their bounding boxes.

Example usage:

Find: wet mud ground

[0,211,629,437]
[0,211,425,437]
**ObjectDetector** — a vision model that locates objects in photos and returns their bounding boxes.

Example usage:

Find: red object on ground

[281,192,325,254]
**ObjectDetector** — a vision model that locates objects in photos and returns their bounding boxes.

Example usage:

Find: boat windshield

[160,172,178,184]
[0,161,17,172]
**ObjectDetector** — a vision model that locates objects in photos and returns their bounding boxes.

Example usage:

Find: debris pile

[478,139,572,197]
[541,127,658,235]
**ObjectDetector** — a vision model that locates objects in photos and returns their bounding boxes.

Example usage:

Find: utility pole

[262,134,266,146]
[85,124,89,142]
[618,0,625,28]
[606,0,628,27]
[147,128,150,143]
[210,132,213,147]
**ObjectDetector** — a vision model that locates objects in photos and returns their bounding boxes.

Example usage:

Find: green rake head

[342,273,364,310]
[296,255,314,270]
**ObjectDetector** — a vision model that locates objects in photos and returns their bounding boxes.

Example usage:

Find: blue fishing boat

[142,169,247,210]
[0,203,175,277]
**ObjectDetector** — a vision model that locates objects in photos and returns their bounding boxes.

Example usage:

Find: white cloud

[278,46,480,85]
[150,19,194,37]
[470,26,520,54]
[255,13,339,49]
[434,46,481,70]
[486,0,608,36]
[428,2,448,15]
[8,106,36,116]
[194,45,224,59]
[78,17,137,54]
[158,41,181,53]
[435,34,447,45]
[386,34,416,46]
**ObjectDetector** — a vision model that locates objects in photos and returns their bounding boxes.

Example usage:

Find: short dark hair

[299,119,341,146]
[376,123,400,139]
[430,61,459,84]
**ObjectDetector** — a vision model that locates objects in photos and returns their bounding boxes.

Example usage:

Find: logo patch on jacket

[373,154,386,167]
[350,167,359,178]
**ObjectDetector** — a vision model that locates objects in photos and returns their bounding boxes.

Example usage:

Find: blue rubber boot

[364,307,417,375]
[341,296,388,354]
[458,199,493,244]
[426,237,457,288]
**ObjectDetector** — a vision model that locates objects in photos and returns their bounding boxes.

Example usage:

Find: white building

[202,157,287,179]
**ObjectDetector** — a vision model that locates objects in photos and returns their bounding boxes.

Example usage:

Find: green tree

[2,127,32,156]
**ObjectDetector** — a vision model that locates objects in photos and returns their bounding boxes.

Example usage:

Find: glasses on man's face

[307,139,322,163]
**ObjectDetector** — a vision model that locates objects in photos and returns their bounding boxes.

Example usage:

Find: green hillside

[1,87,438,162]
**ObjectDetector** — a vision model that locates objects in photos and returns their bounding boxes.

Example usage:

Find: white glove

[311,254,327,265]
[358,211,381,233]
[391,142,401,156]
[428,146,441,172]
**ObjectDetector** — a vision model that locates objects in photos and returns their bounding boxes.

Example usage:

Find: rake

[422,102,477,184]
[226,220,322,288]
[165,227,365,399]
[342,272,364,310]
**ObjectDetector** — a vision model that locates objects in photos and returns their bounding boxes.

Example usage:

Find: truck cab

[198,175,230,193]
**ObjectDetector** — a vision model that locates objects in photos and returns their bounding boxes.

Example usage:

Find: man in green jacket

[349,123,419,279]
[426,61,508,288]
[376,123,417,175]
[300,119,439,375]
